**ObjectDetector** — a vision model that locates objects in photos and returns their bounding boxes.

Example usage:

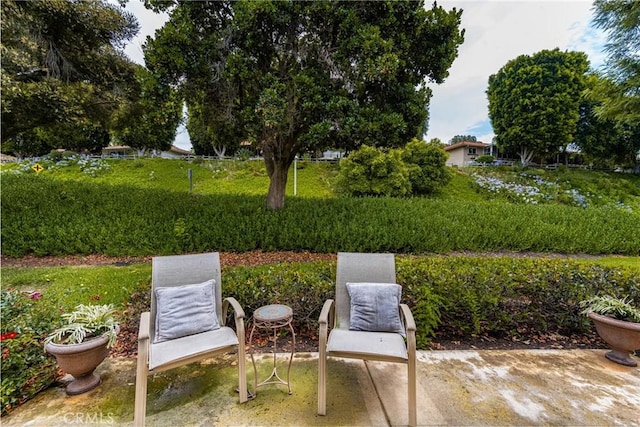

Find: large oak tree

[144,0,464,209]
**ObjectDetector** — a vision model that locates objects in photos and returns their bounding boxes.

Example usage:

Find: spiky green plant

[580,296,640,323]
[45,304,119,347]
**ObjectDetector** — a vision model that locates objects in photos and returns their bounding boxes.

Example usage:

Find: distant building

[444,141,491,167]
[160,145,193,159]
[322,150,343,160]
[101,145,136,158]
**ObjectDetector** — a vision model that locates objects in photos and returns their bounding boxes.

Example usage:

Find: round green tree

[487,49,588,166]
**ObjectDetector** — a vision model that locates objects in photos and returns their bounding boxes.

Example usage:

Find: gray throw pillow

[346,282,405,337]
[154,279,220,343]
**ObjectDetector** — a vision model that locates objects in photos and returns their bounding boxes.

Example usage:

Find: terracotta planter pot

[45,334,111,395]
[588,312,640,367]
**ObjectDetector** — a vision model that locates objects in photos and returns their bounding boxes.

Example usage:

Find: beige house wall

[445,146,491,167]
[446,148,466,167]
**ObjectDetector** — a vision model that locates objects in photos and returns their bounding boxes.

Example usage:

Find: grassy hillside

[2,157,339,198]
[2,156,639,257]
[3,156,639,208]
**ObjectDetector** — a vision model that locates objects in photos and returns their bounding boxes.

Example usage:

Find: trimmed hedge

[2,174,640,257]
[220,256,639,349]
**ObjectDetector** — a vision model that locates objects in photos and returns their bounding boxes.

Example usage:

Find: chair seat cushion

[150,326,238,370]
[154,279,220,343]
[327,329,408,361]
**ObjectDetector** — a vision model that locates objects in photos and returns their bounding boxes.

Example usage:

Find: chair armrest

[223,297,245,320]
[138,311,150,341]
[400,304,416,332]
[223,297,246,348]
[319,299,334,357]
[319,299,334,327]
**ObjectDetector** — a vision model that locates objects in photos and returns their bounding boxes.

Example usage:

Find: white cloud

[118,0,168,65]
[425,0,607,144]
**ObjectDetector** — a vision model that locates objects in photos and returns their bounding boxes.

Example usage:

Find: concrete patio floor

[3,349,639,426]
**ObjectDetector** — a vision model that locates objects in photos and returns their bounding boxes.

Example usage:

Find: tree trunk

[518,146,534,167]
[265,158,291,210]
[214,145,226,159]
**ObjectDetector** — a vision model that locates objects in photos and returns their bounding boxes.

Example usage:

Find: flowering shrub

[0,290,60,415]
[472,174,553,204]
[0,154,110,177]
[77,158,111,177]
[472,171,635,211]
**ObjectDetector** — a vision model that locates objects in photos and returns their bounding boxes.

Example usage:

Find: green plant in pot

[581,296,640,367]
[45,304,119,395]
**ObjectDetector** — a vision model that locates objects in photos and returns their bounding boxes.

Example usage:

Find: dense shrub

[2,174,640,257]
[0,291,60,415]
[336,141,451,197]
[224,262,335,332]
[475,155,495,164]
[336,145,411,196]
[397,257,639,346]
[401,138,451,194]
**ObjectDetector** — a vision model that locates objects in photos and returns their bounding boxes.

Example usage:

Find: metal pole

[293,157,297,196]
[188,168,193,193]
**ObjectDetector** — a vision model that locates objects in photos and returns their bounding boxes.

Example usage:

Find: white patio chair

[318,252,417,426]
[134,252,248,426]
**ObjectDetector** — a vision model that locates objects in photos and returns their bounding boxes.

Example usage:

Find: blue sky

[424,0,606,145]
[119,0,607,150]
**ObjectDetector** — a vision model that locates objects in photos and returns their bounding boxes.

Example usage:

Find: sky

[118,0,608,150]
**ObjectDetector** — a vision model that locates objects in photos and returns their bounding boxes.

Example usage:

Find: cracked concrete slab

[2,350,638,426]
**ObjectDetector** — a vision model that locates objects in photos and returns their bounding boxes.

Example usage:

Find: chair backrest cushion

[151,253,223,340]
[335,252,396,329]
[153,279,220,343]
[346,282,405,336]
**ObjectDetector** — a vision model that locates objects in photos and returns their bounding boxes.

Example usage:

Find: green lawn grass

[7,157,339,198]
[583,256,640,272]
[1,264,151,309]
[3,157,638,207]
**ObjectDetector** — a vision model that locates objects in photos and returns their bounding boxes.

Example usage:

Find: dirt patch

[1,251,335,268]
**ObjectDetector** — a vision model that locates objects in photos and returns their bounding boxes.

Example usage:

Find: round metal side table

[249,304,295,396]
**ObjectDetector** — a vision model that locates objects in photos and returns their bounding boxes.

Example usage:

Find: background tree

[186,92,244,159]
[575,74,640,168]
[144,0,464,209]
[590,0,640,123]
[111,66,182,155]
[1,0,139,155]
[448,135,477,144]
[487,49,588,166]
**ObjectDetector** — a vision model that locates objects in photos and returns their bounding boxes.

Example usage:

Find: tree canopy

[110,65,183,154]
[448,135,477,144]
[1,0,141,156]
[575,74,640,168]
[144,0,464,209]
[591,0,640,123]
[487,49,588,166]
